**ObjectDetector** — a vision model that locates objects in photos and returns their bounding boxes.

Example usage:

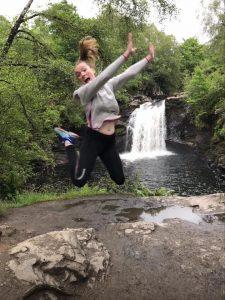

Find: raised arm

[108,44,155,92]
[73,55,126,105]
[73,33,136,105]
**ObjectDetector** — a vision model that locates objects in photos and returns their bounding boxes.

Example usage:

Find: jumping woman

[54,33,155,187]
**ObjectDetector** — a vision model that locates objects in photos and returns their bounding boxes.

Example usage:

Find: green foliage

[0,16,11,48]
[0,0,180,197]
[0,3,85,198]
[95,173,174,196]
[95,0,177,25]
[186,65,211,127]
[204,0,224,53]
[0,185,107,214]
[125,24,183,96]
[0,178,173,215]
[179,38,206,75]
[186,64,225,131]
[184,1,225,142]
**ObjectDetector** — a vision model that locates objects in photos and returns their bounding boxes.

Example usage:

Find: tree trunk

[0,0,34,63]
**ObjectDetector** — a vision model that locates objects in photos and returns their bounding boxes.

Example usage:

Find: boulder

[8,228,110,288]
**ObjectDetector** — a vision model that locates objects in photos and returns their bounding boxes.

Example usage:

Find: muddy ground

[0,193,225,300]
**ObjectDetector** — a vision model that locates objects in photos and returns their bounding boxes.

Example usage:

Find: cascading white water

[121,100,173,160]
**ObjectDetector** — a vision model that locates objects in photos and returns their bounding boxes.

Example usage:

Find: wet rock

[130,99,141,107]
[165,95,193,143]
[0,224,16,237]
[130,95,151,107]
[8,228,110,288]
[165,94,225,173]
[202,214,217,223]
[190,204,199,209]
[115,221,155,237]
[214,212,225,222]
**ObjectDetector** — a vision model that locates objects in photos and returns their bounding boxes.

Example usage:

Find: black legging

[65,127,125,187]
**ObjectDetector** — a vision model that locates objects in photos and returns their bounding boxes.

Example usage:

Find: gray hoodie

[73,55,149,130]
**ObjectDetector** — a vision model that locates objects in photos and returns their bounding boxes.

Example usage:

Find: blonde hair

[76,36,99,69]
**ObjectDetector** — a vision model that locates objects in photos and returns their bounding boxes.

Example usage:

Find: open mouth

[84,78,90,83]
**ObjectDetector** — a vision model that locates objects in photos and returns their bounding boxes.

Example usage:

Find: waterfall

[121,100,173,160]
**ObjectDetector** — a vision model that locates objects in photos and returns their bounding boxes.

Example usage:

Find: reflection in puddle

[140,206,202,224]
[116,206,203,224]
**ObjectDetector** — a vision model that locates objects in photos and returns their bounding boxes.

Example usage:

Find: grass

[0,176,175,215]
[0,185,107,215]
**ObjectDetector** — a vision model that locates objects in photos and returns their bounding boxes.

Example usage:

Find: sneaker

[54,127,79,144]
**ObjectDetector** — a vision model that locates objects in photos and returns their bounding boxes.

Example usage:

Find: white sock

[64,140,73,147]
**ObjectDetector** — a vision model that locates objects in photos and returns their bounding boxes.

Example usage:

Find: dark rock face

[165,94,213,154]
[120,95,153,121]
[164,94,225,177]
[165,94,195,143]
[116,131,127,153]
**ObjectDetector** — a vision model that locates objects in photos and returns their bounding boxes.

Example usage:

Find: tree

[185,0,225,141]
[0,1,77,198]
[95,0,177,24]
[179,38,206,75]
[0,0,34,63]
[0,0,180,198]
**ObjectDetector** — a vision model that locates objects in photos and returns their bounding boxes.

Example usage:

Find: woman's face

[75,62,95,84]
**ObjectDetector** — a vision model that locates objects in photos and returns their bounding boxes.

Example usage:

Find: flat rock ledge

[113,221,155,241]
[8,228,110,288]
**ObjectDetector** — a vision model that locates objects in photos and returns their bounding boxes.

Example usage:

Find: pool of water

[32,141,224,197]
[140,206,202,224]
[121,142,225,196]
[116,205,203,224]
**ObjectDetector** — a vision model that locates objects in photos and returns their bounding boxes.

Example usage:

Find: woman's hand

[146,44,155,62]
[123,33,137,59]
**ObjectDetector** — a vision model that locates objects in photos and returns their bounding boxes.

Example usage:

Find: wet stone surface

[0,194,224,300]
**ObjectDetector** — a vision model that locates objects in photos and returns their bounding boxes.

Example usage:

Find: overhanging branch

[17,29,56,58]
[0,0,34,63]
[2,62,47,68]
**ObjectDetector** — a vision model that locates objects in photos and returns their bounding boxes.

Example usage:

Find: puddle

[140,206,202,224]
[116,206,203,224]
[116,208,144,221]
